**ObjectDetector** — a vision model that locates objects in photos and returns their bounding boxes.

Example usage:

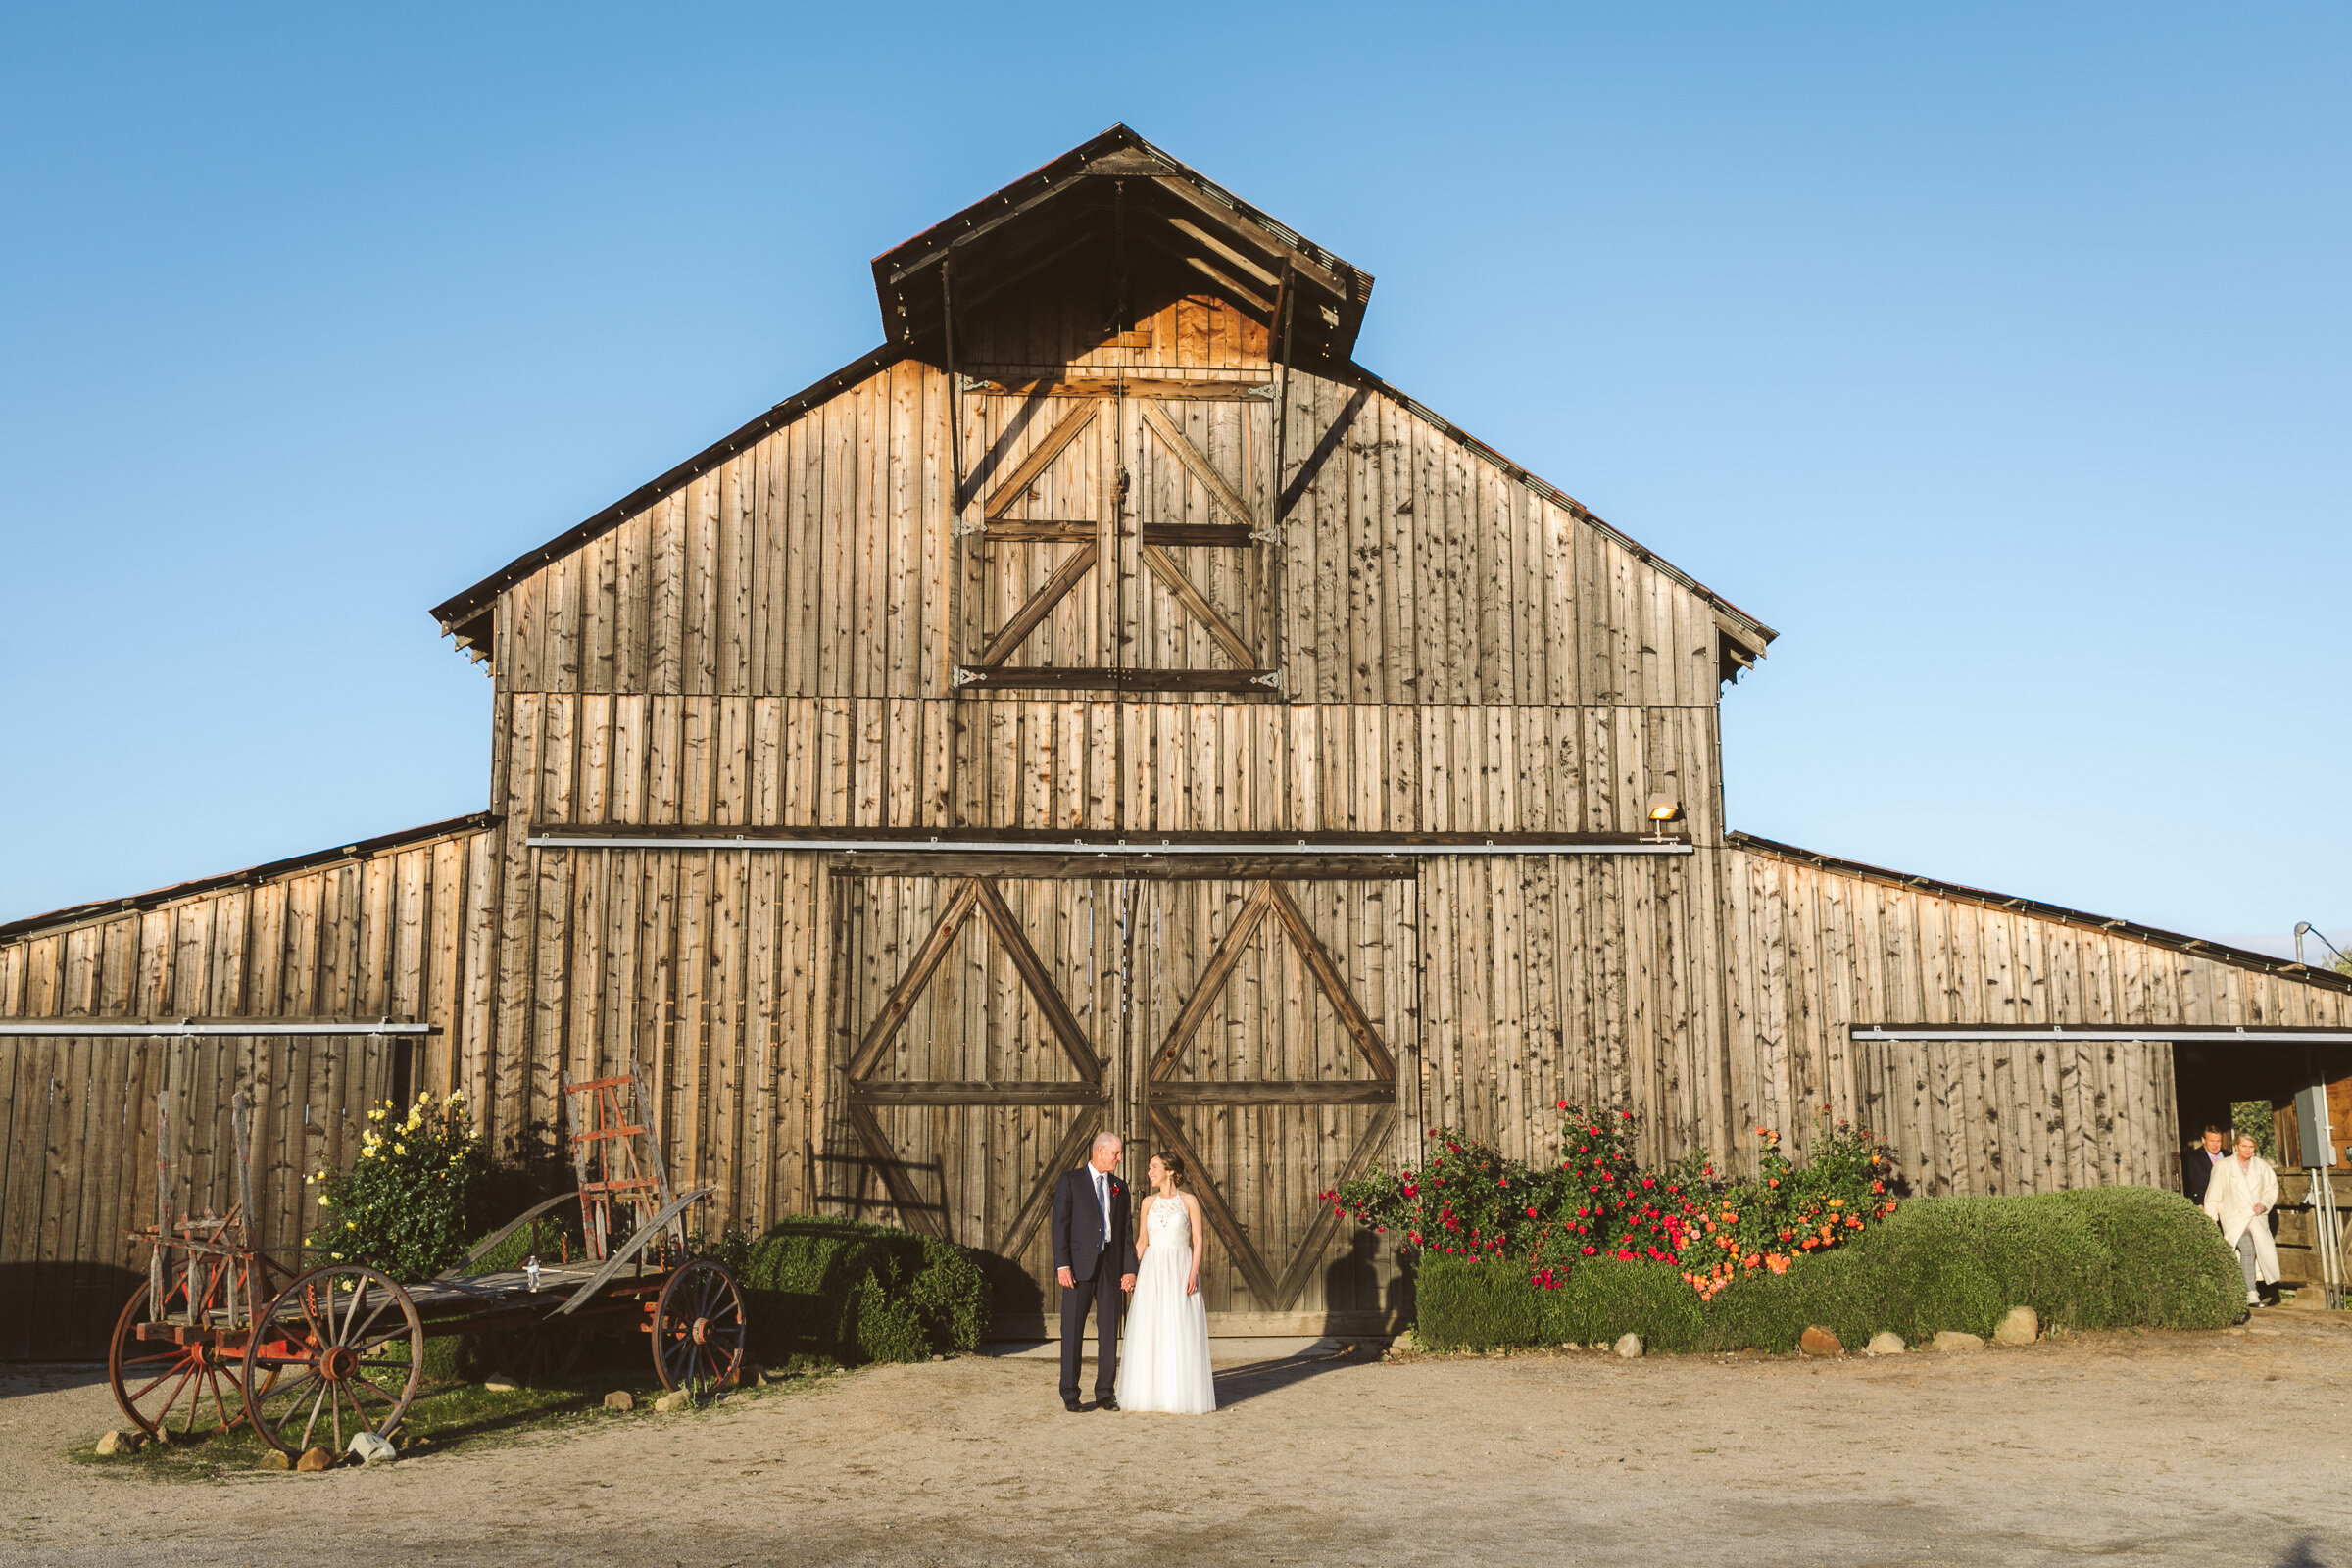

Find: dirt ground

[4,1316,2349,1568]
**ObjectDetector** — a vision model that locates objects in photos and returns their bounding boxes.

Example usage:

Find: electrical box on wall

[2292,1084,2336,1168]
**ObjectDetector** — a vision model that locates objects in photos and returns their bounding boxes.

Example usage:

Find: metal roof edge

[1337,363,1778,650]
[425,342,913,644]
[1725,830,2352,996]
[0,812,499,943]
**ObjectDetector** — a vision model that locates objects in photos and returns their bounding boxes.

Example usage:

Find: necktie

[1095,1173,1108,1247]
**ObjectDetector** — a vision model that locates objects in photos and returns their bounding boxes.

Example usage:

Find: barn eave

[873,122,1375,368]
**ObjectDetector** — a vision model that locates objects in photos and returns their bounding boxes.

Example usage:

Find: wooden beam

[999,1107,1102,1266]
[1267,884,1398,1082]
[1163,217,1283,288]
[844,1102,945,1240]
[982,399,1103,520]
[971,878,1102,1086]
[1140,175,1349,301]
[1139,544,1258,668]
[845,880,981,1082]
[1149,883,1276,1080]
[1134,229,1276,314]
[954,665,1276,694]
[973,540,1098,667]
[1141,522,1256,548]
[1147,1106,1279,1304]
[1148,1081,1395,1106]
[973,376,1271,402]
[977,521,1097,543]
[1268,1104,1399,1311]
[848,1082,1106,1106]
[1137,401,1260,529]
[825,853,1420,882]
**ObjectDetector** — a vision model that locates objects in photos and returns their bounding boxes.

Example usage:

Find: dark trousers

[1058,1258,1122,1401]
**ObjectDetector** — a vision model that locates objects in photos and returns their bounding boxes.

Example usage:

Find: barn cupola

[871,123,1374,370]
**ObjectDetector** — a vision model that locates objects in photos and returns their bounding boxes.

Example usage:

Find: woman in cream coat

[2203,1133,2280,1307]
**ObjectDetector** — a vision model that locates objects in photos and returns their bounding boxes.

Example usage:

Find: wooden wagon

[107,1069,747,1457]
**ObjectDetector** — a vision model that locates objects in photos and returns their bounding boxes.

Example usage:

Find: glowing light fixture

[1643,792,1683,842]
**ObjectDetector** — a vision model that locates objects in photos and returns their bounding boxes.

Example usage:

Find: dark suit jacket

[2183,1146,2224,1205]
[1051,1166,1137,1283]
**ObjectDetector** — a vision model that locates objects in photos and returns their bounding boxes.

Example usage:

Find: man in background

[2183,1124,2226,1206]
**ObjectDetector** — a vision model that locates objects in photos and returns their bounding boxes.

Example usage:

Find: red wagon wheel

[243,1265,424,1458]
[108,1277,245,1441]
[650,1259,746,1406]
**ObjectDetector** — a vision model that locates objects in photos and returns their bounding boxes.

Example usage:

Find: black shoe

[1063,1396,1086,1412]
[1097,1396,1120,1412]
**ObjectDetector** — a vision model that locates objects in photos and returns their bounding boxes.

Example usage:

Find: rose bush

[1328,1102,1899,1298]
[308,1092,488,1282]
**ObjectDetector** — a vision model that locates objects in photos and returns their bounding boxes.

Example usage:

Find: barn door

[956,385,1278,692]
[1137,877,1413,1324]
[835,874,1119,1323]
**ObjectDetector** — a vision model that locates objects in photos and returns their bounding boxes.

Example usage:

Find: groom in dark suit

[1051,1130,1137,1412]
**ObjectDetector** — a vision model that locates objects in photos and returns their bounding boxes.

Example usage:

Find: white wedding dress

[1114,1194,1217,1413]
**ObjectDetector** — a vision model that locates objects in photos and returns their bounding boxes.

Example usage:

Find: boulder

[1931,1330,1985,1353]
[653,1389,692,1413]
[348,1432,398,1466]
[481,1372,521,1393]
[1613,1333,1643,1359]
[1798,1325,1843,1358]
[1866,1331,1907,1356]
[295,1446,336,1472]
[93,1429,143,1456]
[254,1449,292,1471]
[1993,1305,2040,1347]
[603,1389,635,1412]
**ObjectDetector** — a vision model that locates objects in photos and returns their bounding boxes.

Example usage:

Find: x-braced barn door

[954,384,1280,694]
[1139,876,1413,1322]
[836,874,1120,1322]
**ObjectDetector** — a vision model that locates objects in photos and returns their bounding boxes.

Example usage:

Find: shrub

[308,1093,489,1282]
[1416,1188,2246,1352]
[1538,1256,1707,1351]
[2049,1185,2243,1330]
[735,1217,990,1365]
[1413,1256,1543,1349]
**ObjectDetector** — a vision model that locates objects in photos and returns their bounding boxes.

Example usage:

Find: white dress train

[1114,1195,1217,1413]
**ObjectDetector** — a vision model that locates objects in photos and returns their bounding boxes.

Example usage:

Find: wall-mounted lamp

[1643,792,1684,843]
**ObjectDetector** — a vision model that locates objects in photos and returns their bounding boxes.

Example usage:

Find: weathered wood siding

[0,820,495,1354]
[1721,841,2352,1196]
[463,279,1743,1328]
[486,298,1732,711]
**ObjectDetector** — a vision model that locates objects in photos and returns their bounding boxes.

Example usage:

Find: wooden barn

[5,124,2349,1355]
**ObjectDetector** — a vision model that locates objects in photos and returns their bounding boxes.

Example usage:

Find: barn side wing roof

[1728,830,2352,996]
[0,813,496,942]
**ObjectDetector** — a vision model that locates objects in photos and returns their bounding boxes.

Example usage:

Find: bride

[1113,1152,1217,1413]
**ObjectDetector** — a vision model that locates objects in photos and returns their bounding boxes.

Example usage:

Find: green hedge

[1416,1188,2244,1353]
[737,1217,991,1365]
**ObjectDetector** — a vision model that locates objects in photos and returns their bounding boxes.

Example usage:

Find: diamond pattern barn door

[837,872,1414,1332]
[1139,878,1411,1322]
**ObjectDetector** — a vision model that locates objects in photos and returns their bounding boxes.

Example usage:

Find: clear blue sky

[2,3,2344,943]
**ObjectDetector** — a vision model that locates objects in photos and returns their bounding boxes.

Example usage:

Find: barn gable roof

[871,122,1373,366]
[427,127,1779,664]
